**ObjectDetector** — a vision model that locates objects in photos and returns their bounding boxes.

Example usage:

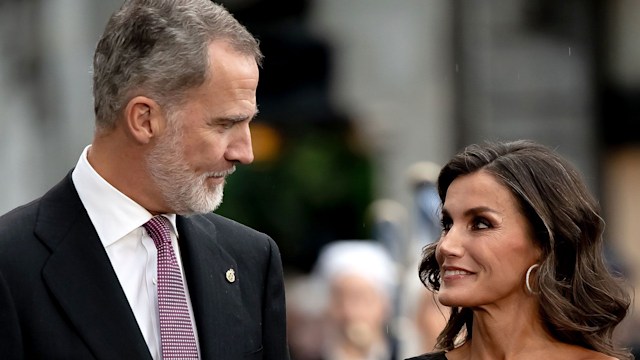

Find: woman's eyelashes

[472,216,491,230]
[440,216,452,233]
[439,215,492,234]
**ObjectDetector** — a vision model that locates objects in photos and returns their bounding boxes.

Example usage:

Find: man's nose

[226,123,254,164]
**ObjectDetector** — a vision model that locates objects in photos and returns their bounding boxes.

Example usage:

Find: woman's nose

[436,229,464,258]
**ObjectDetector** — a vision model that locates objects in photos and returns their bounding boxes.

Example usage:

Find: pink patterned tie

[144,216,199,360]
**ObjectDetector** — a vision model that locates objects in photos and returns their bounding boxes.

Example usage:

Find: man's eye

[221,121,235,129]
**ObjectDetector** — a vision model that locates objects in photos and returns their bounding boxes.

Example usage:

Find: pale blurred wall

[308,0,455,228]
[0,0,120,214]
[454,0,599,187]
[607,0,640,88]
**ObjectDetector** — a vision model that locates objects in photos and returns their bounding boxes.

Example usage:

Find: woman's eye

[473,217,491,230]
[440,218,452,232]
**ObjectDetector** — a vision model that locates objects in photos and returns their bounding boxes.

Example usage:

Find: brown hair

[419,139,632,359]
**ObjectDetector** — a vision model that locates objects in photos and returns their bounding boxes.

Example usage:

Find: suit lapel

[177,216,244,359]
[36,174,152,360]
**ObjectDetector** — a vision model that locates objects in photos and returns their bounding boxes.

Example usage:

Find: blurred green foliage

[217,122,374,272]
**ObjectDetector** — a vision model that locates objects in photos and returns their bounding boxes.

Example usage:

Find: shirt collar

[71,145,178,247]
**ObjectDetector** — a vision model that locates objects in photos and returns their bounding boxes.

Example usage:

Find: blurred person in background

[0,0,289,359]
[406,140,632,360]
[395,162,449,359]
[396,258,448,359]
[412,288,448,353]
[313,240,399,360]
[285,272,327,360]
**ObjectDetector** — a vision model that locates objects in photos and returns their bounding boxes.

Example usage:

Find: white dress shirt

[71,145,200,360]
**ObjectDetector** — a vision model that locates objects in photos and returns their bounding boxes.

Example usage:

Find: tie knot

[143,216,172,249]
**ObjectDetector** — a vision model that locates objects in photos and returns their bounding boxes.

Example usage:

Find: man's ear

[123,96,165,144]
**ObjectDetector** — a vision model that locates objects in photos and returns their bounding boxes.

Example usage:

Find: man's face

[147,40,259,215]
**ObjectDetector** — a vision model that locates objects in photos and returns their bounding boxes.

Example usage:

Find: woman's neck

[452,299,558,359]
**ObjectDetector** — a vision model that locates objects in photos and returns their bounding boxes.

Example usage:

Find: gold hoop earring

[525,264,540,294]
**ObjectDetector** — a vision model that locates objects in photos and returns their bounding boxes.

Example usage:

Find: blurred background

[1,0,639,358]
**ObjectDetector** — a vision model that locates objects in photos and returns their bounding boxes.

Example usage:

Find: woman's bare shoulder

[563,344,620,360]
[441,343,621,360]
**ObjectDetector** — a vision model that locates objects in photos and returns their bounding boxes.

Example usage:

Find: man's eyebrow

[218,109,259,123]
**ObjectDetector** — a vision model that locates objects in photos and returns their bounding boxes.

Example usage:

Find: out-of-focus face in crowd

[328,273,391,350]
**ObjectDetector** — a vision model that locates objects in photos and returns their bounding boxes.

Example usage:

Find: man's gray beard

[146,126,225,216]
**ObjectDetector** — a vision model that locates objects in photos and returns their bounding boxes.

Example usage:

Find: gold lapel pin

[226,268,236,283]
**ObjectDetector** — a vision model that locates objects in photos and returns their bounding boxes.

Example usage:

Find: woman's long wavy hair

[419,139,632,359]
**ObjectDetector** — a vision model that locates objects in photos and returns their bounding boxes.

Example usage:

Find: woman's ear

[122,96,166,144]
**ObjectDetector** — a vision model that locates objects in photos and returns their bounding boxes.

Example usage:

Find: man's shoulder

[0,198,40,236]
[192,212,268,239]
[0,198,44,268]
[182,212,277,256]
[0,172,77,244]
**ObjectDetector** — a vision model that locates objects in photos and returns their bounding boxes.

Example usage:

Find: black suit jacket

[0,173,290,360]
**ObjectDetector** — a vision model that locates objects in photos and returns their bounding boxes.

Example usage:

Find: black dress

[404,351,447,360]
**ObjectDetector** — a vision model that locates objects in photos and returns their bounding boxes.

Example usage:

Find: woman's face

[435,170,541,308]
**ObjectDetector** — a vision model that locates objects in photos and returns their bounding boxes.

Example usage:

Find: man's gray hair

[92,0,263,132]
